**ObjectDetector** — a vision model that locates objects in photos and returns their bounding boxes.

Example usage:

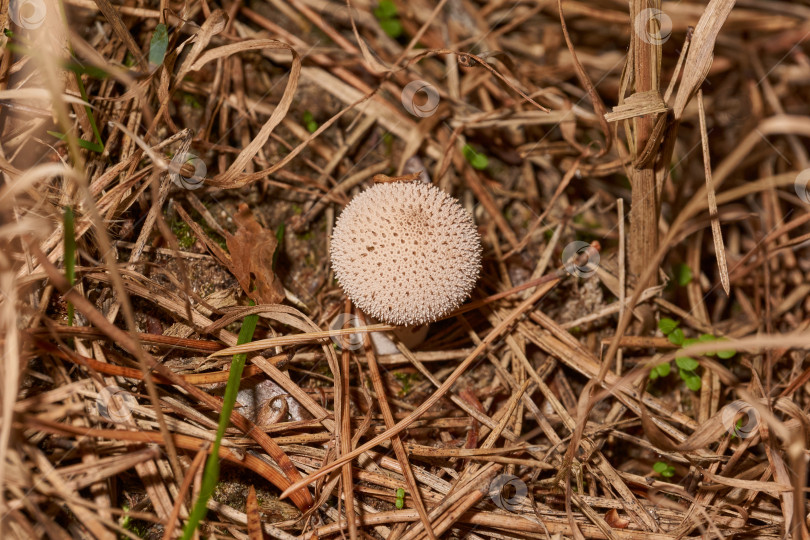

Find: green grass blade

[63,206,76,326]
[182,303,259,539]
[47,69,105,154]
[47,131,104,153]
[74,73,105,153]
[63,60,110,80]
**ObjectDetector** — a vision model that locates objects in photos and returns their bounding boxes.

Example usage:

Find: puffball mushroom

[331,181,482,326]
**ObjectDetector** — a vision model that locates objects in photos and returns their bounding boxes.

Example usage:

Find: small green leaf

[149,23,169,67]
[463,144,489,170]
[120,503,131,529]
[302,111,319,133]
[667,327,685,346]
[462,144,476,160]
[655,362,671,377]
[680,369,702,391]
[658,318,679,335]
[653,461,676,477]
[716,338,736,359]
[674,263,693,286]
[471,154,488,170]
[396,488,405,498]
[698,334,717,356]
[395,497,404,509]
[675,356,699,371]
[379,18,403,38]
[732,418,744,438]
[374,0,399,19]
[649,370,659,380]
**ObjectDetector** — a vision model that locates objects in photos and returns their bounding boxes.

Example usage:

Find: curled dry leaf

[605,509,630,529]
[225,203,285,305]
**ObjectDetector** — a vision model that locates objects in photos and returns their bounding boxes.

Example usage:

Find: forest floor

[2,0,810,539]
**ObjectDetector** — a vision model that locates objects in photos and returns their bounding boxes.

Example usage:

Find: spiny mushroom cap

[331,182,482,326]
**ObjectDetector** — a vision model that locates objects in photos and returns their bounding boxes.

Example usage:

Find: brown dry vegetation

[1,0,810,538]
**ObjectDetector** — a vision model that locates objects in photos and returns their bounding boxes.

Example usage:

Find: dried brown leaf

[605,509,630,529]
[604,90,668,123]
[225,204,285,305]
[672,0,736,119]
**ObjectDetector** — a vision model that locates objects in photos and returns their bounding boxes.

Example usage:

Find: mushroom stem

[366,315,429,355]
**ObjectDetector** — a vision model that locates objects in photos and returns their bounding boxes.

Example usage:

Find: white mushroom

[331,182,482,326]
